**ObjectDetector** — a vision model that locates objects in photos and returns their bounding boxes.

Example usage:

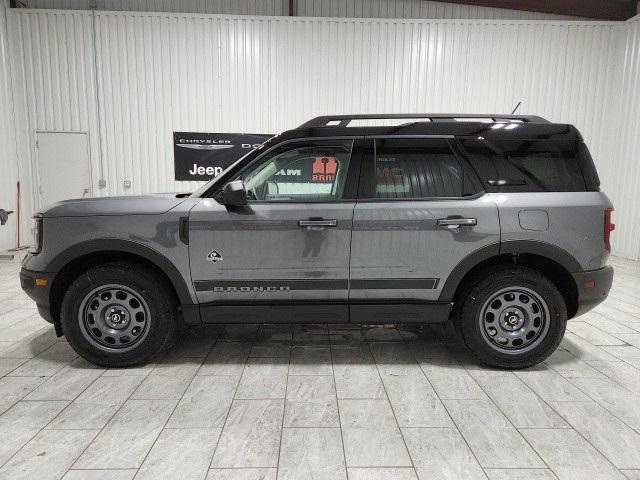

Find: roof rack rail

[299,113,549,128]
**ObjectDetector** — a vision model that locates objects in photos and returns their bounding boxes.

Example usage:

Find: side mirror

[222,180,248,206]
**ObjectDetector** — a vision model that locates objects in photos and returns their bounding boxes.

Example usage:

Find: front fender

[46,238,195,306]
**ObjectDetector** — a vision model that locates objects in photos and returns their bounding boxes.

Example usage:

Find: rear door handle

[298,218,337,229]
[437,218,477,229]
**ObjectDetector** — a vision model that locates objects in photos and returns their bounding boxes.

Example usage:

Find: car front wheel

[60,262,178,367]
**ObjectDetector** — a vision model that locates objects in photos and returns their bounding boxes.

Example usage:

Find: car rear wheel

[60,262,178,367]
[454,265,567,369]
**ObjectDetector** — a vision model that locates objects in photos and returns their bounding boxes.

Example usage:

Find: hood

[40,193,189,218]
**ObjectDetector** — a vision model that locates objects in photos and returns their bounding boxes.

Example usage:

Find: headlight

[30,215,43,254]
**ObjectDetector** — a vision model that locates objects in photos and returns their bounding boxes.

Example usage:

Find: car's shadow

[8,322,567,372]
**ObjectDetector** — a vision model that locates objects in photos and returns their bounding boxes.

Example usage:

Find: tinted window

[373,138,478,199]
[461,139,587,192]
[457,139,499,191]
[235,139,354,202]
[577,142,600,191]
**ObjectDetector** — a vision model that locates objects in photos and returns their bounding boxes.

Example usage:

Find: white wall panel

[89,14,623,198]
[607,16,640,259]
[6,8,639,258]
[24,0,586,20]
[297,0,585,20]
[27,0,289,15]
[0,0,20,250]
[7,8,100,247]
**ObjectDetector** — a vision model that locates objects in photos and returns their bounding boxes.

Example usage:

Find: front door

[189,138,361,323]
[349,137,500,323]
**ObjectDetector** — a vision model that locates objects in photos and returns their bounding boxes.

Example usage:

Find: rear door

[349,136,500,323]
[189,137,361,323]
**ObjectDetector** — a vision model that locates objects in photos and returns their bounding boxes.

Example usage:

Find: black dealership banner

[173,132,272,181]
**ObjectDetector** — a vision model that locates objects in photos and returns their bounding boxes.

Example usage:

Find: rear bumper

[572,266,613,317]
[19,268,56,324]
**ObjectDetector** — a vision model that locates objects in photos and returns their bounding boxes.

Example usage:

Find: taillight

[604,208,615,252]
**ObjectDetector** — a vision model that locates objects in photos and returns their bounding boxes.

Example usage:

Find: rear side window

[460,139,587,192]
[372,138,481,199]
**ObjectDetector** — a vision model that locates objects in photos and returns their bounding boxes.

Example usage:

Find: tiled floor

[0,255,640,480]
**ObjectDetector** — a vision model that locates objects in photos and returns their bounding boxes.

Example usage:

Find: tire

[60,262,178,368]
[453,265,567,369]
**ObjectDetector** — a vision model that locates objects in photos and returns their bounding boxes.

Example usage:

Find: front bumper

[572,266,614,317]
[20,268,56,324]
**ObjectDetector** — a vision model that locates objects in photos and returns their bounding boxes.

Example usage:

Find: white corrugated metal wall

[0,0,20,251]
[9,13,623,194]
[27,0,289,15]
[23,0,585,20]
[7,10,99,250]
[2,8,640,259]
[296,0,584,20]
[610,16,640,260]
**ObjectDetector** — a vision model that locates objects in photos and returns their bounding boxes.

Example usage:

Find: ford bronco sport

[20,114,614,368]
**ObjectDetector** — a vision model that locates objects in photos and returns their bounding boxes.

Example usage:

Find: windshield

[189,139,273,198]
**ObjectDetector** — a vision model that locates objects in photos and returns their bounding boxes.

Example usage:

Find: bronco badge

[207,250,223,263]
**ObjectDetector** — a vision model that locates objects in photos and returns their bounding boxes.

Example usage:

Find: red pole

[16,181,20,248]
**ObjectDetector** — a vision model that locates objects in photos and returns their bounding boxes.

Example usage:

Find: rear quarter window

[460,139,588,192]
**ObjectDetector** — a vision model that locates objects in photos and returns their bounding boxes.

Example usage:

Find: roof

[299,113,549,127]
[276,114,581,142]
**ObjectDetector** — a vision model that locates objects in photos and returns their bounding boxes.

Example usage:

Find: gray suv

[20,114,614,369]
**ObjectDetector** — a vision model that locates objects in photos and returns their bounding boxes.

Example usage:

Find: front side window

[234,139,354,202]
[373,138,478,199]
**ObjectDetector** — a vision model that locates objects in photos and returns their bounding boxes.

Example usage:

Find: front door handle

[437,217,477,229]
[298,218,337,230]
